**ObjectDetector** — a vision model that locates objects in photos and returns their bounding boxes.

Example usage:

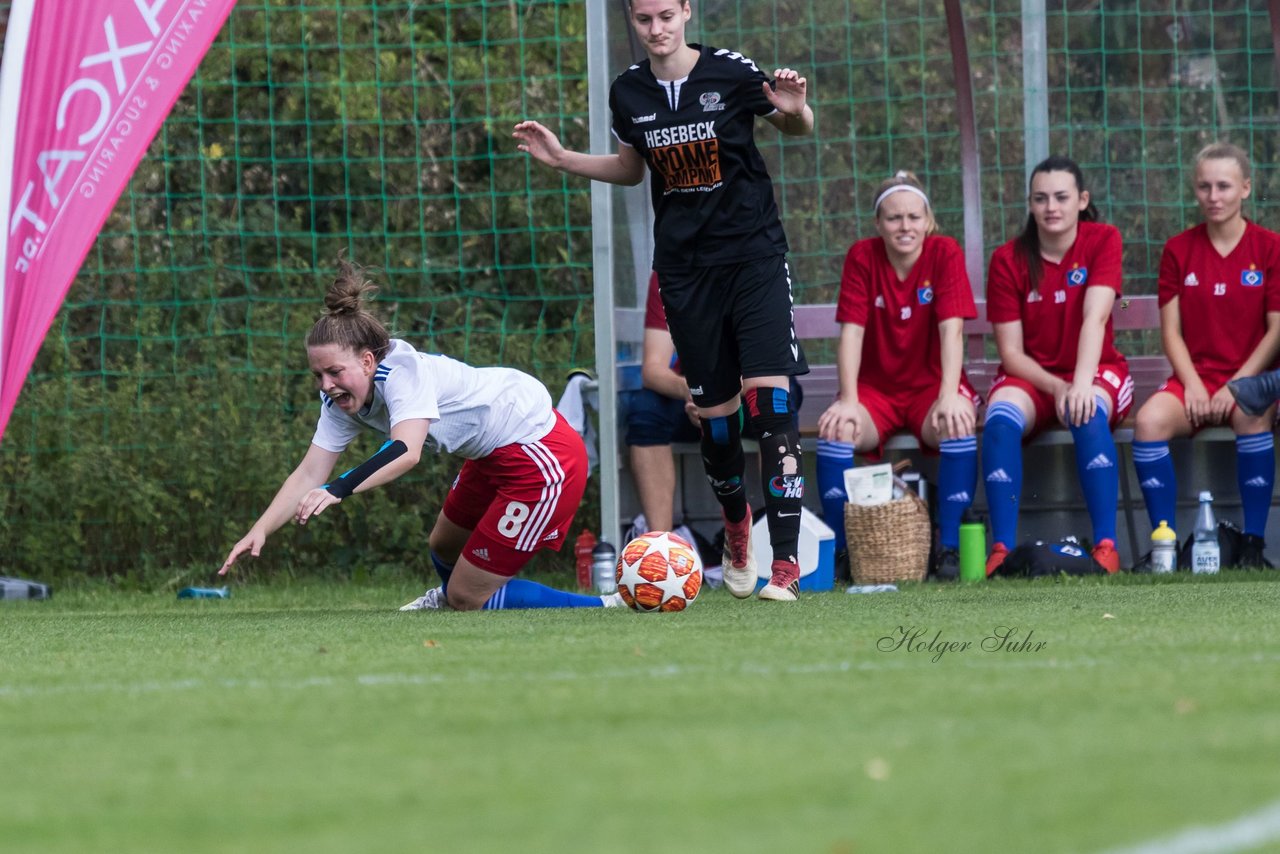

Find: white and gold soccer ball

[615,530,704,613]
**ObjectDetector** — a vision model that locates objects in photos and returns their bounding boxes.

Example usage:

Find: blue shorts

[623,389,701,447]
[622,379,804,447]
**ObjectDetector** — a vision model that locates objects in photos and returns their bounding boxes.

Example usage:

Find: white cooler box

[751,507,835,591]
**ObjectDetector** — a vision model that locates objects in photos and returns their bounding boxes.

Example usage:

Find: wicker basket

[844,487,932,584]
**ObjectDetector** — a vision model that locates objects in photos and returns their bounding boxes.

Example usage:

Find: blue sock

[1237,432,1275,537]
[431,552,455,587]
[482,578,604,609]
[982,401,1025,548]
[937,436,977,549]
[1132,440,1177,532]
[1069,397,1118,542]
[816,439,855,552]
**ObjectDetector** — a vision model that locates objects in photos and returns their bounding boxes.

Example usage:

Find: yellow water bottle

[1150,520,1177,574]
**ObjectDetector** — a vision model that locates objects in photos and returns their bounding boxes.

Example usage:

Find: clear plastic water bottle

[846,584,898,594]
[591,541,617,594]
[1191,491,1220,575]
[1,576,52,600]
[177,586,230,599]
[1150,520,1177,575]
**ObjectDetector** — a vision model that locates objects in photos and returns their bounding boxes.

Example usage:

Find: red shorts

[441,412,587,577]
[858,376,982,460]
[1154,373,1231,403]
[1151,374,1247,432]
[990,361,1133,436]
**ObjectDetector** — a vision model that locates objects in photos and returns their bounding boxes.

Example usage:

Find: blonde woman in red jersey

[1134,143,1280,569]
[815,172,980,580]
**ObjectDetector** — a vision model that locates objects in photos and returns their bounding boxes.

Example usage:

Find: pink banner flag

[0,0,237,442]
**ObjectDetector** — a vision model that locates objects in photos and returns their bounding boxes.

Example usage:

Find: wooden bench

[617,292,1241,564]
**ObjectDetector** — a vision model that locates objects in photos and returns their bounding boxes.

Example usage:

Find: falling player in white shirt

[219,258,620,611]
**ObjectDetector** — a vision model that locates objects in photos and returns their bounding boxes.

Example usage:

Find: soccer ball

[615,530,703,612]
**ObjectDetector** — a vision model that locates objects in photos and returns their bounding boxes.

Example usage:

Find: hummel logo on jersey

[1085,453,1113,470]
[1245,476,1269,488]
[823,486,847,500]
[689,385,703,395]
[699,91,725,112]
[713,48,760,73]
[986,469,1012,483]
[945,491,971,503]
[471,547,490,562]
[631,113,656,124]
[1184,272,1199,287]
[1140,477,1164,489]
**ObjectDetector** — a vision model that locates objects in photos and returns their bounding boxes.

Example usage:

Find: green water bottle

[958,511,986,582]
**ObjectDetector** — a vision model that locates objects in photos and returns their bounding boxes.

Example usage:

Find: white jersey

[311,339,557,459]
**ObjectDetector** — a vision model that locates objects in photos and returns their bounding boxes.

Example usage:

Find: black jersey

[609,44,790,270]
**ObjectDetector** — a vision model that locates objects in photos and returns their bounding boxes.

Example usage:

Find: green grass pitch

[3,572,1280,853]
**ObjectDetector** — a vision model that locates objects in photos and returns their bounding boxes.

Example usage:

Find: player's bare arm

[763,68,813,136]
[219,443,340,575]
[993,320,1069,399]
[513,120,646,185]
[817,323,865,443]
[295,418,431,525]
[1064,285,1114,426]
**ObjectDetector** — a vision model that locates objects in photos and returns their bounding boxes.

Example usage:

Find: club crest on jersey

[699,91,725,112]
[1242,267,1264,287]
[917,283,934,305]
[1067,266,1088,287]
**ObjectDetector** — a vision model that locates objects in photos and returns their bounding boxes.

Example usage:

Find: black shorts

[656,255,809,408]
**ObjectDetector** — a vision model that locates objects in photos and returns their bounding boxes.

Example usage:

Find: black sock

[746,387,803,565]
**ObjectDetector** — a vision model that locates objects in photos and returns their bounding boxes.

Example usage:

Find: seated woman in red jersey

[1133,142,1280,569]
[981,155,1132,575]
[219,258,618,612]
[815,171,980,580]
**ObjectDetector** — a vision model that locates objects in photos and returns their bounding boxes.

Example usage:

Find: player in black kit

[514,0,814,601]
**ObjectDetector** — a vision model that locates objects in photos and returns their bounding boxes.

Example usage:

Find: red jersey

[1157,221,1280,380]
[835,234,977,393]
[643,271,666,330]
[644,271,681,374]
[986,220,1125,375]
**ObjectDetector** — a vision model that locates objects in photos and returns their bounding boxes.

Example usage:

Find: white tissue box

[844,463,894,506]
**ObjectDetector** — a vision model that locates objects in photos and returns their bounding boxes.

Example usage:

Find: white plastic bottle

[1191,491,1220,575]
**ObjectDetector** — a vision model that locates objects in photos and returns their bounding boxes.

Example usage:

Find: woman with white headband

[816,171,980,580]
[981,155,1131,575]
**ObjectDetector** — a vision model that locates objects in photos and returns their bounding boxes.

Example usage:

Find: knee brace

[699,410,745,499]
